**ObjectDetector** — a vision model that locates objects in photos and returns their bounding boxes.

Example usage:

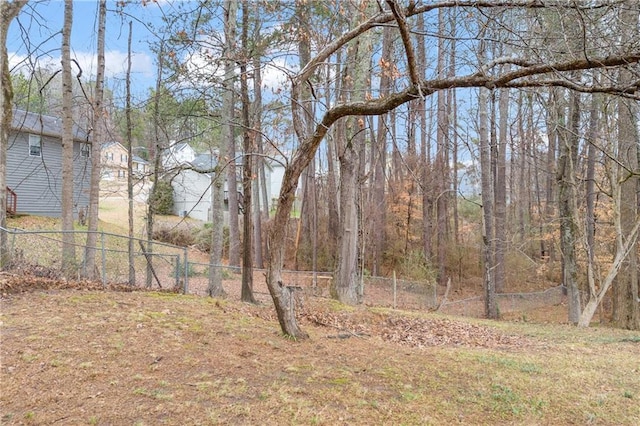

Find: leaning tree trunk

[266,164,310,339]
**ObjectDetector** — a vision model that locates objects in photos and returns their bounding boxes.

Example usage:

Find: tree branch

[386,0,421,90]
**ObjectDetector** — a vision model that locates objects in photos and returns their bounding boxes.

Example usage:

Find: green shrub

[150,180,174,215]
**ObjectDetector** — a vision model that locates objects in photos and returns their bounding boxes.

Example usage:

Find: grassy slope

[1,290,639,425]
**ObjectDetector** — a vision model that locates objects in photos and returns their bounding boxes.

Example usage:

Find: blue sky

[7,0,177,100]
[7,0,291,102]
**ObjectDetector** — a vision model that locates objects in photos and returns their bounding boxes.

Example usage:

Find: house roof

[11,109,89,141]
[191,153,217,171]
[102,141,149,164]
[101,141,124,151]
[168,142,194,153]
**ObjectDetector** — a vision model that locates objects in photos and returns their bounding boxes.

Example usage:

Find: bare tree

[208,165,226,297]
[265,1,640,339]
[239,0,256,304]
[60,0,76,276]
[0,0,27,267]
[224,0,241,269]
[125,21,136,285]
[478,27,498,319]
[612,0,640,330]
[84,0,106,280]
[251,1,265,269]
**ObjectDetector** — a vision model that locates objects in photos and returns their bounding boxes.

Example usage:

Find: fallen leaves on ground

[381,315,528,349]
[1,271,529,351]
[300,302,531,349]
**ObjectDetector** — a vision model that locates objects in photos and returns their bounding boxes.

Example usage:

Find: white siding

[171,169,212,222]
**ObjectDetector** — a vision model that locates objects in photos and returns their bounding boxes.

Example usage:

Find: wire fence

[438,285,565,317]
[1,226,562,317]
[2,226,188,291]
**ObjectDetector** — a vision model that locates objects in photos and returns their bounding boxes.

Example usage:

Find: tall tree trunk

[84,0,106,280]
[326,58,340,255]
[480,83,497,319]
[293,0,315,271]
[0,0,27,267]
[448,12,459,245]
[613,2,640,330]
[435,6,449,287]
[495,71,509,293]
[478,28,497,318]
[557,89,581,324]
[240,1,256,304]
[372,26,393,276]
[585,93,599,307]
[125,21,136,285]
[252,57,264,270]
[146,46,165,288]
[224,0,240,268]
[61,0,76,276]
[250,4,265,269]
[208,169,226,297]
[332,0,373,305]
[544,88,559,261]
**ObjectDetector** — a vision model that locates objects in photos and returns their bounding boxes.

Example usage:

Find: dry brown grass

[2,288,639,425]
[3,199,638,424]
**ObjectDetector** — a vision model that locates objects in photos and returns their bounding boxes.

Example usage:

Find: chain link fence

[2,226,562,317]
[438,285,565,317]
[2,227,188,290]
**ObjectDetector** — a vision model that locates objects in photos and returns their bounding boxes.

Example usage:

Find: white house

[265,158,286,210]
[163,142,196,169]
[171,153,216,222]
[170,151,290,222]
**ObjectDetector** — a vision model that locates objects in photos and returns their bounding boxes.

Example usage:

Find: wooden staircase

[6,187,16,216]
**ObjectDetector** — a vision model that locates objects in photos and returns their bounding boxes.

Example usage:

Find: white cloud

[262,57,294,91]
[8,49,154,81]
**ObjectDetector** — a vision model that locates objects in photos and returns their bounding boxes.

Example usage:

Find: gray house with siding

[7,109,92,217]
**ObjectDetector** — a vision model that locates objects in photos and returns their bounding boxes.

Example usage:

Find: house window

[118,170,126,179]
[29,134,41,157]
[105,152,113,161]
[121,154,128,163]
[81,143,90,157]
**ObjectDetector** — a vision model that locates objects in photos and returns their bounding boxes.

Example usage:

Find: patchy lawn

[1,282,639,425]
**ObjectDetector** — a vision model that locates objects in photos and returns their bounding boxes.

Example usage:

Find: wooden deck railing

[6,187,16,216]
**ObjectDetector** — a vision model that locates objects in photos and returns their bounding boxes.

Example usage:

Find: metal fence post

[175,255,180,290]
[10,228,16,257]
[183,248,188,294]
[101,231,106,286]
[393,270,397,309]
